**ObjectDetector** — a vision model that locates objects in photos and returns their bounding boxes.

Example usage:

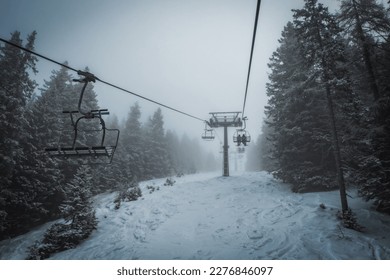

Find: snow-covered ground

[1,171,390,260]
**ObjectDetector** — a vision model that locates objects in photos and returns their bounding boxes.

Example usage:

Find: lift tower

[208,112,242,176]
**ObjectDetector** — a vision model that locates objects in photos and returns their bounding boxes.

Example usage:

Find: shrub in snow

[337,209,364,232]
[114,182,142,209]
[146,185,159,194]
[164,178,176,186]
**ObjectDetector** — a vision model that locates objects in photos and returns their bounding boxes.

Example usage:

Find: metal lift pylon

[207,112,242,176]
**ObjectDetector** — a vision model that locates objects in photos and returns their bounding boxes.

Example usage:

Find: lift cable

[241,0,262,119]
[0,37,206,123]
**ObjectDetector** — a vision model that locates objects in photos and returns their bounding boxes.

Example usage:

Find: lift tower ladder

[207,112,242,177]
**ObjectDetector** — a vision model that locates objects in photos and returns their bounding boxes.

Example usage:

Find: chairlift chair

[233,129,251,146]
[45,71,120,164]
[201,129,215,141]
[233,116,251,146]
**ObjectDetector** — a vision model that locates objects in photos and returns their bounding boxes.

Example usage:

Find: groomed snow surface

[1,171,390,260]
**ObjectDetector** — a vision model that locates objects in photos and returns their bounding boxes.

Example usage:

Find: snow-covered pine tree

[177,134,198,174]
[339,0,390,214]
[339,0,389,102]
[27,165,97,259]
[165,129,181,174]
[249,120,277,172]
[61,165,97,229]
[143,108,171,179]
[31,66,75,149]
[265,21,337,192]
[292,0,359,212]
[202,151,218,172]
[167,130,215,174]
[0,31,37,190]
[245,137,261,172]
[0,31,45,239]
[120,102,145,181]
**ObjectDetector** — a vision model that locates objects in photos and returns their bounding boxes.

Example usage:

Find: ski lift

[233,117,251,146]
[201,123,215,141]
[45,71,120,164]
[233,129,251,146]
[237,146,246,153]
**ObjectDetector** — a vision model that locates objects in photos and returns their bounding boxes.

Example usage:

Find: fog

[0,0,340,154]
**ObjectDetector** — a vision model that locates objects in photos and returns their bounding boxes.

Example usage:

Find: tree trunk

[324,83,349,212]
[314,12,349,213]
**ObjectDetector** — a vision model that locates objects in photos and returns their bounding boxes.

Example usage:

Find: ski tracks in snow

[85,172,328,259]
[3,171,390,260]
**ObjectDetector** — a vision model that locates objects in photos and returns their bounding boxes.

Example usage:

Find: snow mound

[1,171,390,260]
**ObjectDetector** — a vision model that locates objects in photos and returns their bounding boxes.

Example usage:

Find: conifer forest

[0,30,218,240]
[1,0,390,258]
[247,0,390,214]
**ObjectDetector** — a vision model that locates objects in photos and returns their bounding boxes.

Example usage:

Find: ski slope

[1,171,390,260]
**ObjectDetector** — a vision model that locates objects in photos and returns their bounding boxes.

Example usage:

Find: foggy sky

[0,0,340,153]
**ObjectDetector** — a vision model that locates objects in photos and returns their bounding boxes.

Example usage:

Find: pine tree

[61,165,96,227]
[203,151,218,172]
[339,0,390,213]
[0,31,42,239]
[27,165,97,260]
[255,120,277,172]
[292,0,354,211]
[339,0,390,101]
[266,21,336,191]
[177,133,198,174]
[35,67,74,144]
[143,108,171,178]
[0,31,37,191]
[121,102,144,180]
[166,130,181,174]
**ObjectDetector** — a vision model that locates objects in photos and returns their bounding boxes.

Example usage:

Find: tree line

[0,31,218,241]
[248,0,390,215]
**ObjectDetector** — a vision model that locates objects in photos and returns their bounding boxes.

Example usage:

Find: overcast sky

[1,0,341,154]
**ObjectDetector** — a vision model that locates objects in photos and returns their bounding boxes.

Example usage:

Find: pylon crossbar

[208,112,242,128]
